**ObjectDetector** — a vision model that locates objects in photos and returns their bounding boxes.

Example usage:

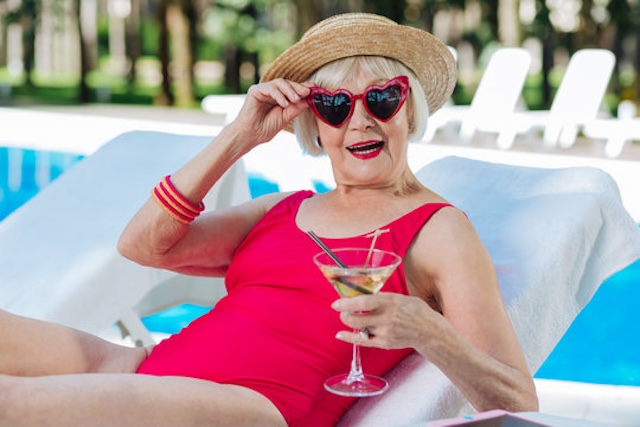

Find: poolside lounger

[341,156,640,425]
[424,48,531,143]
[2,130,639,424]
[496,49,615,150]
[583,101,640,158]
[201,94,246,125]
[0,131,250,346]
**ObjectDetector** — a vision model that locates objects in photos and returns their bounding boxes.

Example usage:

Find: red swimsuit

[137,191,451,426]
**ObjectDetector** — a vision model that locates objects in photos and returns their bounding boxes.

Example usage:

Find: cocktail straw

[307,231,347,267]
[364,228,390,266]
[307,231,372,295]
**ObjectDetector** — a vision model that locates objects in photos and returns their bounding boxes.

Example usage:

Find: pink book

[426,410,550,427]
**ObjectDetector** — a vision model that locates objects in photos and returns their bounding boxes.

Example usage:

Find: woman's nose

[348,99,375,129]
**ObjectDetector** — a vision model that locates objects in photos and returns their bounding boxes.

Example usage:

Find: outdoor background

[0,0,639,113]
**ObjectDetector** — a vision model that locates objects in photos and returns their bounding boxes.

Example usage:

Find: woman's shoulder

[250,189,314,215]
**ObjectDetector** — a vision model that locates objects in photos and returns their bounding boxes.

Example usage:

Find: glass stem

[347,328,365,383]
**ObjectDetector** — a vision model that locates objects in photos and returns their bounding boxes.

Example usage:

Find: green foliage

[1,0,638,111]
[140,18,160,56]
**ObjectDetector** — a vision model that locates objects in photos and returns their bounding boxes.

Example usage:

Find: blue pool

[0,146,85,221]
[2,145,639,387]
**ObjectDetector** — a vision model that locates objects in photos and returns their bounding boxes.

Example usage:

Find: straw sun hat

[260,13,457,116]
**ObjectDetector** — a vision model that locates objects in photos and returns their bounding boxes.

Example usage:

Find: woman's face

[316,68,411,189]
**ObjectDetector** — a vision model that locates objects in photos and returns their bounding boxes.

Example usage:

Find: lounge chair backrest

[340,155,640,426]
[0,131,251,346]
[458,47,531,141]
[469,48,531,116]
[201,94,246,125]
[549,49,615,121]
[543,49,615,145]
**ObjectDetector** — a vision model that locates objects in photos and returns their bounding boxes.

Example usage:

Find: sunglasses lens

[313,93,351,126]
[366,86,403,120]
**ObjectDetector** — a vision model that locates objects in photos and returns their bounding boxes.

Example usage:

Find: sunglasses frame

[306,75,410,128]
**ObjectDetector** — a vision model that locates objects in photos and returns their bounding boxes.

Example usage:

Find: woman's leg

[0,309,145,376]
[0,373,287,427]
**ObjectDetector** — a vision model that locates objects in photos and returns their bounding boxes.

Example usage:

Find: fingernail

[331,300,341,310]
[335,332,345,340]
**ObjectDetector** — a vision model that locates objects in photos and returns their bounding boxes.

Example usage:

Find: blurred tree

[0,1,7,67]
[523,0,555,107]
[634,2,640,103]
[291,0,325,33]
[125,0,142,84]
[5,0,37,87]
[156,0,198,106]
[498,0,520,46]
[1,0,638,110]
[157,0,172,104]
[74,0,91,102]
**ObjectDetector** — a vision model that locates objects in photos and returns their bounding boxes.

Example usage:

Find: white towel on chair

[340,156,640,426]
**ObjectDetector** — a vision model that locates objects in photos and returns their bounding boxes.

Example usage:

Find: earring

[316,137,322,147]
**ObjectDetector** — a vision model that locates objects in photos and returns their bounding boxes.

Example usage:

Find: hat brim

[260,13,457,116]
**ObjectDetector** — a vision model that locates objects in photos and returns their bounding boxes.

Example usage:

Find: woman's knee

[94,344,147,373]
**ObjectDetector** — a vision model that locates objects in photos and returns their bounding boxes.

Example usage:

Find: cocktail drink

[313,248,402,397]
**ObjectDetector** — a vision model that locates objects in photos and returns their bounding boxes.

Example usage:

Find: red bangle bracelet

[152,188,194,224]
[151,175,205,224]
[156,182,198,219]
[162,176,204,214]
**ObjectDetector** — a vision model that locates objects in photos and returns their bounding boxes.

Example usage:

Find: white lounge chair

[341,156,640,425]
[425,48,531,143]
[0,131,251,347]
[583,100,640,158]
[3,130,639,424]
[201,94,246,125]
[496,49,616,150]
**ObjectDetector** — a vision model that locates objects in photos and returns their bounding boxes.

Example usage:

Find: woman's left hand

[331,293,439,350]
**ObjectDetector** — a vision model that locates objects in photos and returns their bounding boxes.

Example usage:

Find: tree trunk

[126,0,142,84]
[74,0,91,102]
[223,44,240,93]
[498,0,520,47]
[167,1,194,106]
[0,4,7,67]
[292,0,324,33]
[157,0,173,105]
[577,0,596,49]
[21,12,35,87]
[636,23,640,106]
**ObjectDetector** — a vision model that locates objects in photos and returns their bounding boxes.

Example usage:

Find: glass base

[324,373,389,397]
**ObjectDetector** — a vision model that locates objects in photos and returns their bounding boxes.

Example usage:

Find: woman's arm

[332,208,538,412]
[118,80,310,276]
[408,208,538,412]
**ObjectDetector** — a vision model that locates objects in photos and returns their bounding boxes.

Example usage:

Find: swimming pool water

[535,259,640,386]
[2,147,639,386]
[0,146,85,221]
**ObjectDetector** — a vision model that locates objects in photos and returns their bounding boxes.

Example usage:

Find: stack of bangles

[152,175,205,224]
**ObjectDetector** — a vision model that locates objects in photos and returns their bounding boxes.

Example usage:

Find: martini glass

[313,247,402,397]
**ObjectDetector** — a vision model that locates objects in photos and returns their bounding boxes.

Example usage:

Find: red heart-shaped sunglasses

[306,76,410,128]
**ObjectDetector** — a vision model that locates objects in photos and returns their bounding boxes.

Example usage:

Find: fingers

[336,327,378,347]
[248,79,310,108]
[232,79,310,140]
[332,295,388,348]
[331,293,387,313]
[332,294,431,349]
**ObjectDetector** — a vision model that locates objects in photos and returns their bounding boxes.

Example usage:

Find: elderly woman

[0,13,537,427]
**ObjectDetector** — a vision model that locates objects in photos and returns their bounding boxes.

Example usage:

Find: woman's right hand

[228,79,311,145]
